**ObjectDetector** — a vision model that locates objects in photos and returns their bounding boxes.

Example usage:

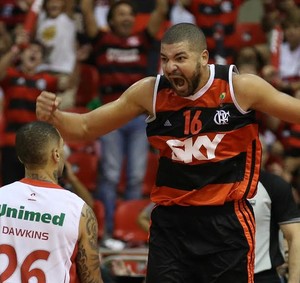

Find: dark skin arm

[77,203,103,283]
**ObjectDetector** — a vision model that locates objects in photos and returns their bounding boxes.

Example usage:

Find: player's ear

[200,50,209,66]
[52,148,60,163]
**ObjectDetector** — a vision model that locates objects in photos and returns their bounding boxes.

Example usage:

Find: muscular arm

[233,73,300,124]
[36,76,155,142]
[280,223,300,283]
[77,203,103,283]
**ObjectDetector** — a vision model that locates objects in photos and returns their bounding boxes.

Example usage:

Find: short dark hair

[161,23,207,52]
[107,0,137,25]
[16,121,60,167]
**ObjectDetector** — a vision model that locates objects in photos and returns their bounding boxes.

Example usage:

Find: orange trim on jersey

[151,171,259,206]
[234,200,255,283]
[69,243,79,283]
[147,66,262,206]
[151,183,232,205]
[20,178,63,189]
[150,137,261,205]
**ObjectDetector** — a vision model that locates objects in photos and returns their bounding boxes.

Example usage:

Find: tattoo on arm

[84,205,99,250]
[77,204,102,283]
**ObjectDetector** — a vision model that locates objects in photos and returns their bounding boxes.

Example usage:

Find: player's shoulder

[127,76,157,101]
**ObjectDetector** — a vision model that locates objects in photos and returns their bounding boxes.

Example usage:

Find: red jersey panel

[146,64,261,206]
[93,29,154,104]
[1,67,58,146]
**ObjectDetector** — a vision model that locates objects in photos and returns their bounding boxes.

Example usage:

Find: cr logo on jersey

[167,134,225,163]
[214,110,230,125]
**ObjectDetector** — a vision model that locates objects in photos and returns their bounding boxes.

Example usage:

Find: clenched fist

[36,91,61,122]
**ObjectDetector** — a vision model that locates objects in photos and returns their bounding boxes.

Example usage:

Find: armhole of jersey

[229,64,252,115]
[146,74,160,123]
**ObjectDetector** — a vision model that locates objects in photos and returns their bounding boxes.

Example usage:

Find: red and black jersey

[93,29,155,104]
[188,0,243,64]
[0,0,26,30]
[1,67,58,146]
[146,64,261,206]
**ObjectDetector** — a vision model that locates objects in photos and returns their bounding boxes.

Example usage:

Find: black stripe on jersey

[5,122,26,133]
[214,64,230,81]
[146,104,257,138]
[156,152,246,190]
[10,77,47,90]
[8,99,36,111]
[237,199,255,265]
[243,140,257,198]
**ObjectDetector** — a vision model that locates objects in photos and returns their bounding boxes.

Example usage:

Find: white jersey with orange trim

[0,178,85,283]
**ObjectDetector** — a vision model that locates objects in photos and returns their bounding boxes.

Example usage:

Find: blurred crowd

[2,1,300,280]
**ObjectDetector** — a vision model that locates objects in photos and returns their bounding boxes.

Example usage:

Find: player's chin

[172,84,190,97]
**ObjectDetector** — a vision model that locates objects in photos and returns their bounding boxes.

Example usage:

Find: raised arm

[80,0,99,38]
[147,0,169,38]
[36,76,155,141]
[233,73,300,124]
[77,203,103,283]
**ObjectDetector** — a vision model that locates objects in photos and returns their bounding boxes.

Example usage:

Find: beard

[169,62,201,97]
[189,62,201,96]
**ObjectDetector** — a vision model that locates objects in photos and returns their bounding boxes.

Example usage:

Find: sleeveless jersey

[93,29,154,104]
[146,64,261,206]
[0,67,58,146]
[0,178,85,283]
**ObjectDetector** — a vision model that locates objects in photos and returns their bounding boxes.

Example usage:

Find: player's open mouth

[175,78,184,86]
[171,77,186,89]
